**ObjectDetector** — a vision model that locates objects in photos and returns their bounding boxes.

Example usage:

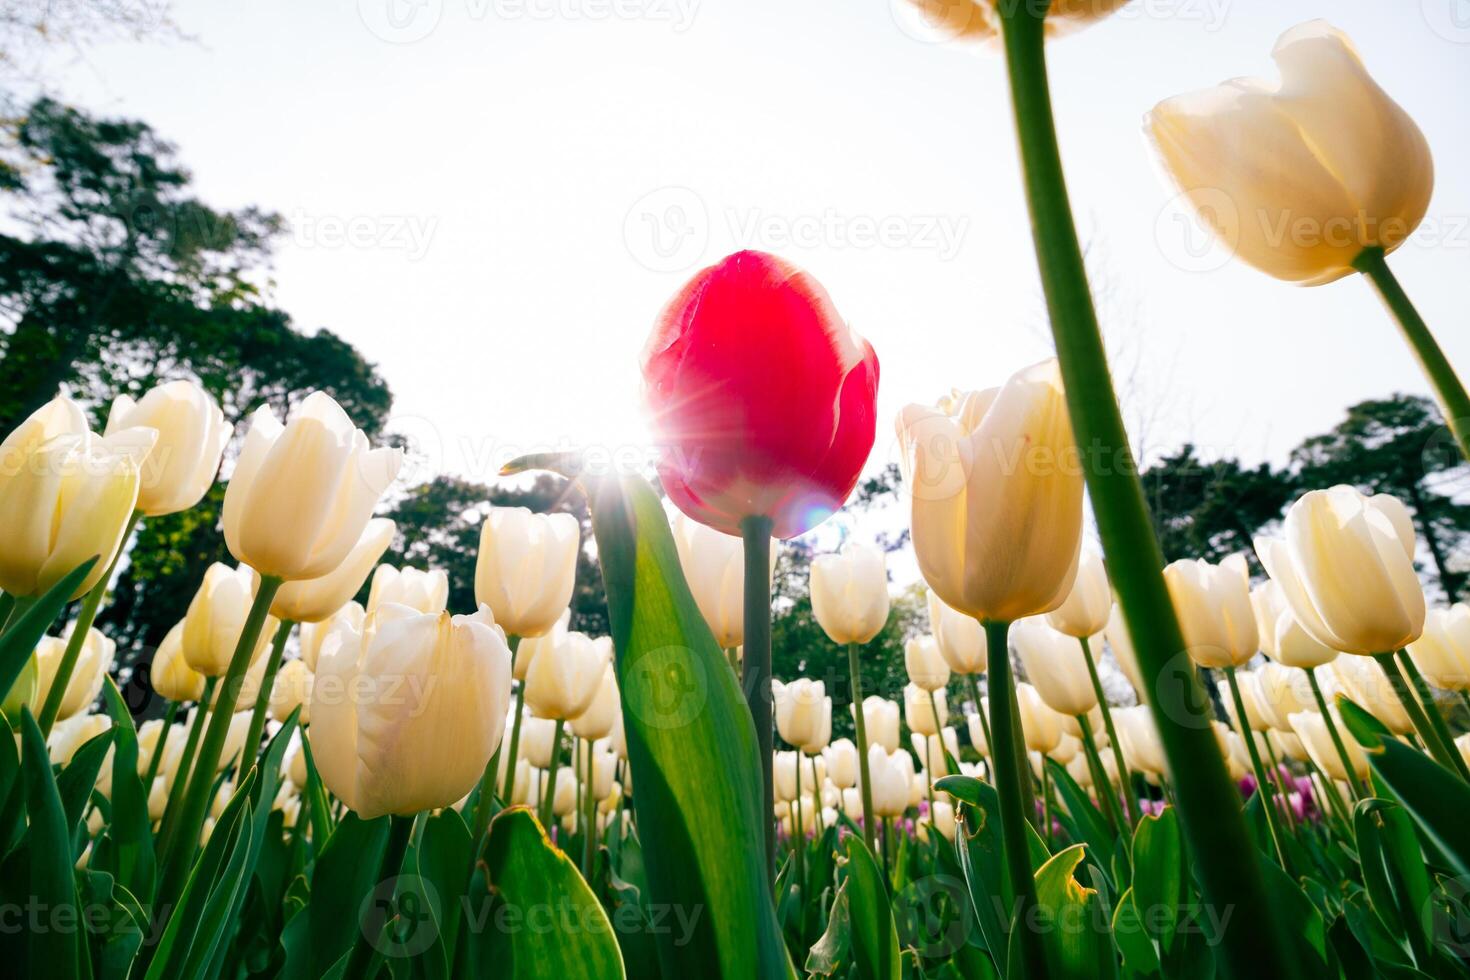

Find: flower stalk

[741,514,776,888]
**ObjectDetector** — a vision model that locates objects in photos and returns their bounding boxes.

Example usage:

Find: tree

[1139,444,1294,573]
[1292,394,1470,601]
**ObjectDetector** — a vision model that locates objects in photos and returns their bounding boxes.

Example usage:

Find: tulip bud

[0,425,156,599]
[1049,732,1080,766]
[642,250,880,540]
[474,507,579,639]
[518,715,558,769]
[1046,549,1111,638]
[48,713,111,766]
[310,604,513,818]
[1250,580,1338,670]
[270,658,313,724]
[1114,706,1167,777]
[774,678,825,748]
[854,695,900,753]
[668,511,775,649]
[904,635,950,692]
[1104,603,1146,699]
[1289,709,1368,782]
[911,728,959,772]
[810,542,890,646]
[524,630,607,722]
[106,380,231,516]
[1407,605,1470,692]
[966,710,988,758]
[824,738,859,789]
[927,591,986,675]
[223,393,402,581]
[773,750,800,803]
[898,360,1083,622]
[2,649,39,722]
[903,683,948,737]
[183,564,280,677]
[1012,616,1097,717]
[270,520,395,624]
[1163,558,1259,669]
[801,697,832,755]
[35,623,113,722]
[1256,486,1424,655]
[298,602,365,674]
[1254,662,1310,731]
[865,745,911,818]
[1015,682,1062,754]
[148,621,204,702]
[1328,655,1413,735]
[551,767,579,817]
[367,563,449,617]
[569,665,619,740]
[1146,21,1432,286]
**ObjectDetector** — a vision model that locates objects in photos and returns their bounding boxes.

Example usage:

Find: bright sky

[32,0,1470,525]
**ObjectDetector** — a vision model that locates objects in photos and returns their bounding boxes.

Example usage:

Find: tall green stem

[793,745,806,888]
[982,619,1043,976]
[1373,653,1461,775]
[847,642,878,855]
[1079,635,1137,825]
[538,718,566,832]
[499,673,526,803]
[155,678,215,856]
[239,618,294,777]
[341,813,416,980]
[582,739,597,879]
[928,694,949,777]
[1077,713,1122,833]
[37,509,141,735]
[158,576,282,909]
[1396,650,1470,782]
[740,515,775,888]
[1354,247,1470,463]
[1223,667,1288,869]
[994,9,1300,977]
[1306,670,1366,800]
[965,673,994,780]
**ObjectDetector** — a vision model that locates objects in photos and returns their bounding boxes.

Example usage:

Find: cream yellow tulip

[670,511,774,649]
[523,630,607,721]
[34,624,112,722]
[1164,558,1259,669]
[1012,616,1097,717]
[366,563,449,616]
[269,519,395,624]
[474,506,579,639]
[106,380,230,517]
[182,564,280,677]
[298,602,364,672]
[1047,549,1110,638]
[1407,605,1470,692]
[1147,21,1432,286]
[927,591,987,674]
[898,360,1082,623]
[810,541,890,645]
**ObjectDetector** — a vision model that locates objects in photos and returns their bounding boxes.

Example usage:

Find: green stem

[847,642,878,855]
[1306,670,1366,800]
[1079,636,1137,825]
[37,510,141,735]
[538,718,566,833]
[1077,713,1123,833]
[158,576,282,909]
[0,592,14,634]
[741,515,775,888]
[983,619,1043,976]
[142,699,180,790]
[1040,757,1054,848]
[301,729,334,844]
[1354,246,1470,463]
[155,678,215,856]
[1307,761,1352,837]
[582,739,597,879]
[966,673,994,781]
[341,813,416,980]
[809,753,824,836]
[793,745,806,889]
[1224,667,1289,869]
[994,9,1301,977]
[928,693,949,776]
[239,618,294,778]
[499,676,526,803]
[1373,653,1462,775]
[1260,728,1297,835]
[1397,650,1470,782]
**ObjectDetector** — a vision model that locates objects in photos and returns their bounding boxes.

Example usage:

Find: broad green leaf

[1130,807,1182,958]
[415,808,473,965]
[576,470,792,978]
[0,557,98,699]
[1110,887,1160,979]
[57,729,112,851]
[805,876,851,977]
[1046,758,1116,890]
[20,708,81,977]
[1025,844,1114,980]
[1354,799,1433,969]
[79,870,144,979]
[1257,858,1330,972]
[481,806,624,979]
[839,833,901,980]
[307,812,391,977]
[935,774,1011,974]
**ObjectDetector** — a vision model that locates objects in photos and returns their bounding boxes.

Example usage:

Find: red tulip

[641,250,880,539]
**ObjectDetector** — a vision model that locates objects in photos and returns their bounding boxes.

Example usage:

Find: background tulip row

[3,5,1470,980]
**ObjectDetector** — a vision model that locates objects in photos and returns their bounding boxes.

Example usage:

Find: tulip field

[4,3,1470,979]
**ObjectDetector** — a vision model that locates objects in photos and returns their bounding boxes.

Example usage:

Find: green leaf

[1046,758,1116,891]
[481,807,625,979]
[837,833,901,980]
[1024,844,1114,980]
[1130,807,1182,958]
[585,473,792,978]
[79,870,145,980]
[20,708,81,977]
[0,556,99,699]
[99,677,155,903]
[307,812,391,977]
[415,808,474,965]
[1256,858,1330,973]
[1110,887,1161,979]
[1354,799,1433,969]
[935,774,1011,974]
[57,729,113,850]
[804,876,852,977]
